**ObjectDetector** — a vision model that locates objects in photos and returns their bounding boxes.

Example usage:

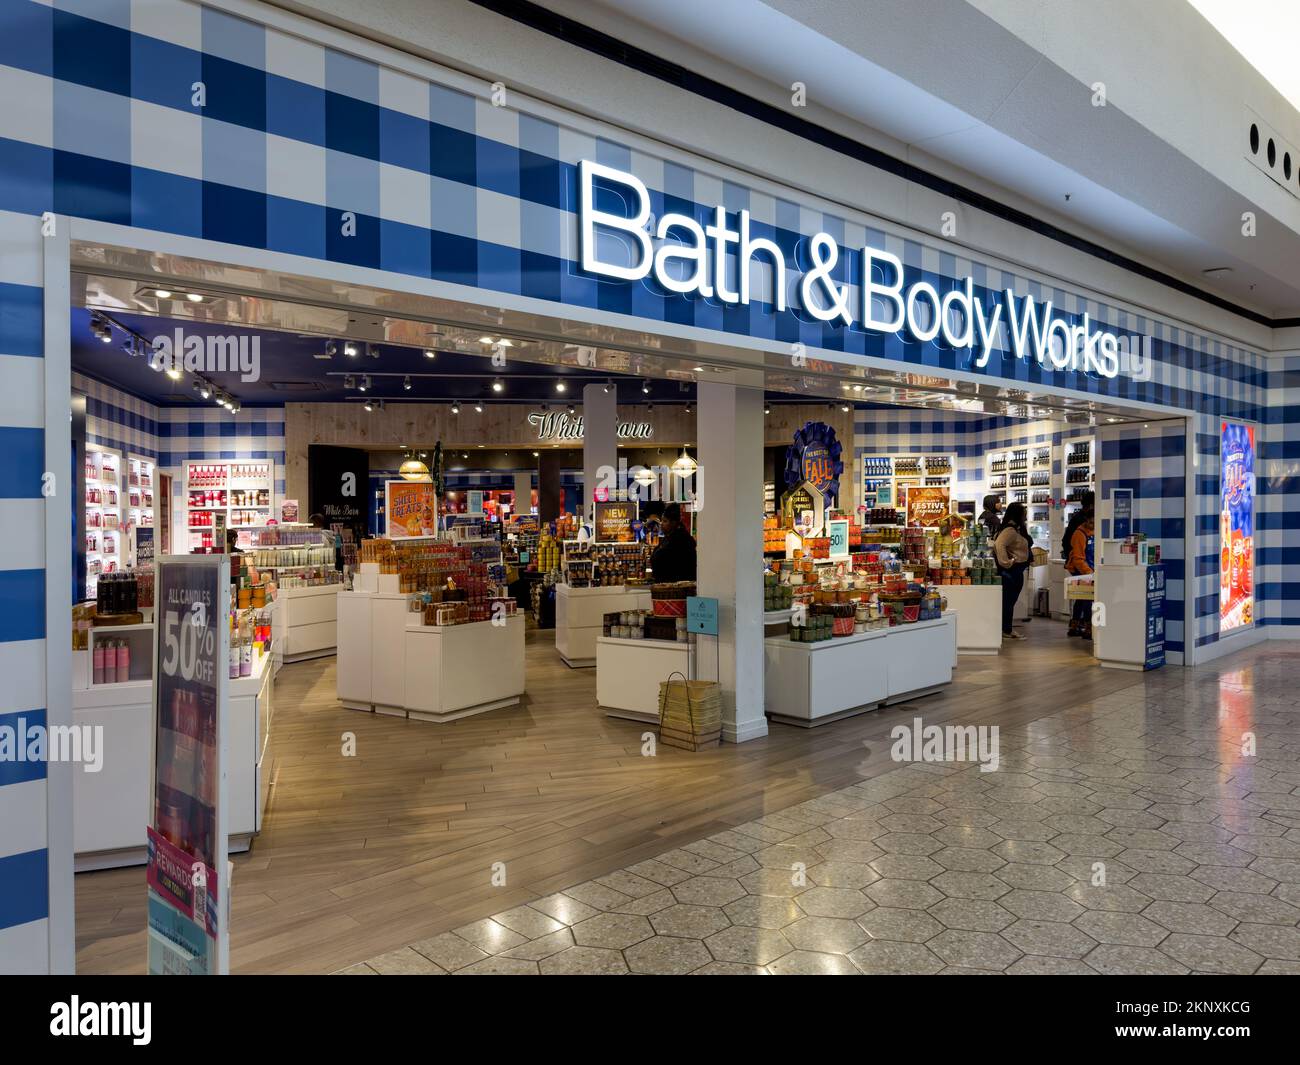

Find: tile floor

[340,653,1300,975]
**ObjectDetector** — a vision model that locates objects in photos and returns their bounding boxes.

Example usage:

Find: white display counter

[596,635,693,724]
[939,585,1003,654]
[273,583,338,665]
[405,616,525,722]
[337,590,526,721]
[555,584,651,667]
[1093,563,1157,670]
[765,613,957,727]
[72,644,273,871]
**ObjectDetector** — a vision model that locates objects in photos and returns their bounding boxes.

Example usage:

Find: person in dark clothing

[649,503,697,582]
[993,502,1031,640]
[1066,509,1096,638]
[978,494,1003,540]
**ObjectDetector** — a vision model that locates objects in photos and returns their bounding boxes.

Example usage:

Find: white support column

[697,382,767,743]
[583,382,617,516]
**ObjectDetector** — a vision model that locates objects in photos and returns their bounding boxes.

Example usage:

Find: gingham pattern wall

[1259,359,1300,631]
[0,208,49,972]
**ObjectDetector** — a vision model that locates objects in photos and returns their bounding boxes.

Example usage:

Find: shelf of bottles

[1063,437,1095,512]
[84,444,123,597]
[186,460,274,551]
[861,453,955,510]
[126,454,155,550]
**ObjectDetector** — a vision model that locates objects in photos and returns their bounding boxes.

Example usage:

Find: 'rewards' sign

[579,161,1142,380]
[783,422,844,502]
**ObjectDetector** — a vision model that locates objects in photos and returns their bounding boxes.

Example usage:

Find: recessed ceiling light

[154,289,172,299]
[185,292,203,302]
[693,366,704,372]
[498,339,514,348]
[492,378,504,392]
[479,335,495,345]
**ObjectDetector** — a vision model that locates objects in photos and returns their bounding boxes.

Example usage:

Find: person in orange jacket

[1066,511,1095,638]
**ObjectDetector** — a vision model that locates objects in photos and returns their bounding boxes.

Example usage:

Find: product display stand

[764,613,956,727]
[555,583,652,667]
[596,636,693,723]
[1093,563,1151,670]
[941,585,1003,654]
[72,636,273,870]
[273,584,339,665]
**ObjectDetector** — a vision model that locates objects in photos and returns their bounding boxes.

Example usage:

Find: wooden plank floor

[74,617,1141,974]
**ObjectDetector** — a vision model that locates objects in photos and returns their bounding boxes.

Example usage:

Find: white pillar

[583,382,617,516]
[697,382,767,743]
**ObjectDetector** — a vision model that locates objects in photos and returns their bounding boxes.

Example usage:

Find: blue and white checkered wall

[1259,362,1300,632]
[73,371,287,538]
[0,208,48,972]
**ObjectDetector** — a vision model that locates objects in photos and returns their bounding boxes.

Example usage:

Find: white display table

[596,635,693,723]
[337,591,527,721]
[1094,563,1154,670]
[940,585,1003,654]
[72,645,273,871]
[555,584,651,667]
[404,616,525,722]
[273,584,339,665]
[764,613,957,727]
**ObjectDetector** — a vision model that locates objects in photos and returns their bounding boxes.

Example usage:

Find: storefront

[1,0,1285,975]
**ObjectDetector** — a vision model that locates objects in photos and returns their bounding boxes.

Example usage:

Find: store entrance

[66,240,1190,972]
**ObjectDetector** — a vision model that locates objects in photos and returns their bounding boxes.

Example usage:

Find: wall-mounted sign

[1220,421,1255,632]
[579,160,1140,380]
[784,422,844,501]
[308,445,367,543]
[527,411,653,441]
[385,480,438,539]
[594,499,637,542]
[1111,488,1133,539]
[905,486,950,527]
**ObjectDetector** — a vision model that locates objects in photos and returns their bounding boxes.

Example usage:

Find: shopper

[1066,509,1096,638]
[978,494,1003,539]
[1059,490,1095,562]
[994,502,1032,640]
[650,503,697,582]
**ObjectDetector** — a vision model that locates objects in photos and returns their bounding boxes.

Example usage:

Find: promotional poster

[1220,421,1254,631]
[148,556,228,975]
[385,480,439,539]
[905,486,951,527]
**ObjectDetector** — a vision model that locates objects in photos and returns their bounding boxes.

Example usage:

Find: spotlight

[641,380,651,394]
[344,374,356,390]
[451,402,460,414]
[684,403,692,414]
[424,349,436,359]
[325,340,337,358]
[363,399,373,412]
[359,375,371,392]
[196,381,211,400]
[492,378,504,393]
[498,339,514,348]
[213,391,226,407]
[764,406,771,415]
[647,403,654,413]
[153,289,172,299]
[185,292,203,303]
[344,341,358,358]
[474,402,483,413]
[403,375,412,391]
[167,367,183,382]
[840,404,850,412]
[99,325,112,344]
[555,380,567,393]
[532,451,539,458]
[230,400,241,414]
[479,336,495,345]
[603,381,612,393]
[568,405,576,415]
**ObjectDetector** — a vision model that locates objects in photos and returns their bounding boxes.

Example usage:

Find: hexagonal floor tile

[847,939,944,974]
[932,825,1004,850]
[650,904,731,939]
[540,946,630,975]
[1084,944,1188,975]
[1141,900,1238,937]
[856,906,944,943]
[992,840,1066,866]
[673,876,749,906]
[1001,918,1098,958]
[807,861,881,889]
[722,894,804,929]
[865,878,946,909]
[1227,923,1300,960]
[1158,932,1263,974]
[927,928,1022,970]
[1127,872,1215,903]
[704,925,793,965]
[767,950,860,975]
[625,935,714,975]
[930,871,1010,901]
[999,889,1085,923]
[928,897,1015,933]
[1073,910,1168,947]
[571,912,654,950]
[794,886,873,919]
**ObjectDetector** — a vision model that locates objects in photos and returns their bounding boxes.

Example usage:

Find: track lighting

[568,404,576,415]
[450,402,460,414]
[185,292,203,303]
[196,381,210,400]
[154,289,172,299]
[603,381,612,393]
[424,349,436,359]
[359,375,371,392]
[366,343,379,359]
[403,375,412,391]
[764,406,771,415]
[474,402,483,413]
[363,399,373,412]
[555,380,567,393]
[492,378,504,393]
[344,341,358,357]
[325,341,337,358]
[344,374,355,390]
[641,380,651,394]
[167,367,183,381]
[230,400,241,414]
